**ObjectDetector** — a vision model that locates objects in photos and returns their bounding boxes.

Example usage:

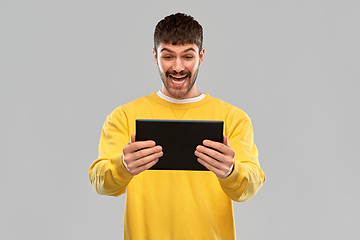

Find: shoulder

[122,94,154,109]
[115,93,155,111]
[207,95,250,120]
[207,96,255,138]
[107,93,155,120]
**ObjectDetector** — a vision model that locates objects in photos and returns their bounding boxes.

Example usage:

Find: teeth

[170,75,187,83]
[170,75,186,79]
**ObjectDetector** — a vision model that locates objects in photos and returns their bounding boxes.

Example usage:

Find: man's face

[153,43,205,99]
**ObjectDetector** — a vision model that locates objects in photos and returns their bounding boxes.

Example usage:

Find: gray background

[1,0,359,239]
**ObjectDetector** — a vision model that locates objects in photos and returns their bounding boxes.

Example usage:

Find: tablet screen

[135,119,224,171]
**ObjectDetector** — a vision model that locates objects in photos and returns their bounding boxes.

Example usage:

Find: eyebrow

[160,47,197,54]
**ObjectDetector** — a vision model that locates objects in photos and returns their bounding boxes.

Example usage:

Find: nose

[172,58,185,73]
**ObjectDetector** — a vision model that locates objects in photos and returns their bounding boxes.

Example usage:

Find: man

[89,13,265,239]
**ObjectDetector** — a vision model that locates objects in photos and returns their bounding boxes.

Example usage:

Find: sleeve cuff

[122,155,132,174]
[223,162,234,178]
[219,161,245,187]
[109,153,133,183]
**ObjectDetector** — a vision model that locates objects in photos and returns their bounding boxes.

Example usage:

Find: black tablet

[135,119,224,171]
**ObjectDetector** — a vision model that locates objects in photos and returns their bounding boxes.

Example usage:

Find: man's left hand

[195,135,235,179]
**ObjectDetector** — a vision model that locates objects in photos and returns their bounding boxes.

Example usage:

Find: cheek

[187,62,198,72]
[158,61,169,73]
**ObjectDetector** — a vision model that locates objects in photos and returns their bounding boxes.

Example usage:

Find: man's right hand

[122,134,163,175]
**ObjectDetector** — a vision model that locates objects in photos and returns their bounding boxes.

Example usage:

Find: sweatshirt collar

[156,90,206,104]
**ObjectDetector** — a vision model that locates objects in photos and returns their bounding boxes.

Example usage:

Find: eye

[162,55,173,60]
[184,55,193,60]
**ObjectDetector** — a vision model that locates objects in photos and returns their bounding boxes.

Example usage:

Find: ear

[152,48,158,65]
[199,47,205,65]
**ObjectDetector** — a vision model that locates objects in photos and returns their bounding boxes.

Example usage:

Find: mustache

[165,70,191,77]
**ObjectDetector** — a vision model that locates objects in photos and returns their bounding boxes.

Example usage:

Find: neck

[161,85,201,99]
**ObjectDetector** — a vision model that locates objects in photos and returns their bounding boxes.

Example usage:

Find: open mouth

[170,75,187,86]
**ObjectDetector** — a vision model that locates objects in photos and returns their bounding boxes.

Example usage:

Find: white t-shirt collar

[156,90,206,104]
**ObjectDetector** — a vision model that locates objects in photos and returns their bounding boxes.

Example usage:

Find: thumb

[130,134,136,144]
[223,135,230,147]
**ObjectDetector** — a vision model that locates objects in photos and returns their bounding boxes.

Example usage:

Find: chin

[168,90,188,99]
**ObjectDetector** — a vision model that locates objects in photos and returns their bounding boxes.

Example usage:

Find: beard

[158,67,200,99]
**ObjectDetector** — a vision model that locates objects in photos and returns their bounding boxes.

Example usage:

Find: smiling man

[155,43,204,99]
[89,13,265,240]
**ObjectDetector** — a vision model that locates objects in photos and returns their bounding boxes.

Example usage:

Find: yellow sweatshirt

[89,92,265,240]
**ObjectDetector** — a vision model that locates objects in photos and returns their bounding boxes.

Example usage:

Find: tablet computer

[135,119,224,171]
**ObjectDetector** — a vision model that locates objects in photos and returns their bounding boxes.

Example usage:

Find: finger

[203,140,227,154]
[131,145,162,161]
[197,158,226,179]
[127,151,163,172]
[124,140,156,154]
[223,135,230,147]
[124,145,162,167]
[130,158,159,175]
[195,148,223,170]
[195,145,234,172]
[203,139,234,157]
[131,134,136,144]
[196,145,226,163]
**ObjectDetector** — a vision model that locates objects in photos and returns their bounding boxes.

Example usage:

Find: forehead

[157,43,199,54]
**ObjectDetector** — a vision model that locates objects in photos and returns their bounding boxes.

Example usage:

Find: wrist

[122,154,132,174]
[223,162,234,178]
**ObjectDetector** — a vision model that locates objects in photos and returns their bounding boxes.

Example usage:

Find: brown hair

[154,13,203,53]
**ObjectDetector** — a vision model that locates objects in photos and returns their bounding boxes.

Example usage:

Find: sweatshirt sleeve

[89,108,134,197]
[219,112,266,202]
